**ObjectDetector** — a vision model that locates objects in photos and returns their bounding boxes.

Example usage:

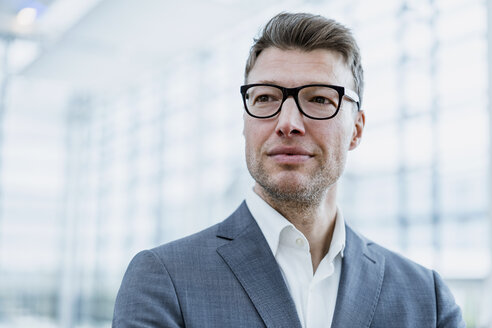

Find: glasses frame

[240,83,360,120]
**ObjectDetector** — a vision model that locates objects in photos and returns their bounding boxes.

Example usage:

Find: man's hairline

[245,46,357,95]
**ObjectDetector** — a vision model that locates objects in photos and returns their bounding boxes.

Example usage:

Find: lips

[267,146,313,164]
[267,146,312,156]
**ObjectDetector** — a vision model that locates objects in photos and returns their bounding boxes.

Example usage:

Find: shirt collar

[327,207,346,260]
[245,187,346,259]
[245,188,292,255]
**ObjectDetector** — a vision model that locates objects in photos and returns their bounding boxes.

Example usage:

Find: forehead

[247,47,352,87]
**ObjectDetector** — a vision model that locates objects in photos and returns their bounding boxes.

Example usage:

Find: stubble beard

[246,150,347,210]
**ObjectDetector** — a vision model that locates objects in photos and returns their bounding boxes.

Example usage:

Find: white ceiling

[4,0,299,91]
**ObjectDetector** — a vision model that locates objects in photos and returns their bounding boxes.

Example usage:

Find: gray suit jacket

[113,201,465,327]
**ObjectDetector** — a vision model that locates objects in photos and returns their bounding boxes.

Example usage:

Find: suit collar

[331,225,385,328]
[216,201,302,328]
[216,201,254,240]
[245,188,346,261]
[244,188,292,257]
[217,202,386,328]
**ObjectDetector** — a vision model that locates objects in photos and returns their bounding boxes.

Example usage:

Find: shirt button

[295,238,304,247]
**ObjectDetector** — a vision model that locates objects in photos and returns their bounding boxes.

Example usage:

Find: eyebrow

[252,80,336,86]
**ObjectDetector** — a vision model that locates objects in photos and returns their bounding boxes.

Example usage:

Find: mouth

[267,146,313,164]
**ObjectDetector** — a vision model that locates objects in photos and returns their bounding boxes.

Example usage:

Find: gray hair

[245,12,364,107]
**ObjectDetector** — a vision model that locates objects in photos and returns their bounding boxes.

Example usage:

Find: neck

[254,183,338,272]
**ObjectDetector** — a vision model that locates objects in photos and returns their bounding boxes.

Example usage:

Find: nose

[275,97,306,137]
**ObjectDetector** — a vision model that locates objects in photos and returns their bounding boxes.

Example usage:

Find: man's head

[242,13,365,207]
[245,12,364,106]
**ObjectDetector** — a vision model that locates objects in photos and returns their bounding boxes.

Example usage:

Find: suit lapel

[331,226,385,328]
[216,202,302,328]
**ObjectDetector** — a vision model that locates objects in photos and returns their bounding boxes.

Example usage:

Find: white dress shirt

[245,188,346,328]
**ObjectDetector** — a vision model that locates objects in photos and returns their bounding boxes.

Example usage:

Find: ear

[349,110,365,150]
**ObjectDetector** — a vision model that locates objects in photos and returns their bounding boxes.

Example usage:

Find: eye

[256,94,271,103]
[253,93,279,104]
[246,86,283,107]
[312,96,329,104]
[310,96,336,106]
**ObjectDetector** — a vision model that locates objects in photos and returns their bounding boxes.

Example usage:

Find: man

[113,13,465,327]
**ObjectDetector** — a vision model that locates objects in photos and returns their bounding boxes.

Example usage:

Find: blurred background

[0,0,490,327]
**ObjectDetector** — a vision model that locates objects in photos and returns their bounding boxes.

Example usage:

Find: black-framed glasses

[240,83,360,120]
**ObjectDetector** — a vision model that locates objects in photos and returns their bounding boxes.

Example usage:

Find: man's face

[243,47,365,204]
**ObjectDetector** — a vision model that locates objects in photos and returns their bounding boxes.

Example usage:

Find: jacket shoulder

[150,221,223,259]
[346,226,433,282]
[367,240,433,281]
[150,201,254,260]
[355,232,465,327]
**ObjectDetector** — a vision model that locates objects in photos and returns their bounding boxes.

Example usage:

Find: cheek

[243,119,271,152]
[312,120,352,151]
[243,126,262,158]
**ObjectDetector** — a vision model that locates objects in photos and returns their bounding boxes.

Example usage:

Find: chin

[259,173,322,203]
[247,156,340,203]
[272,170,309,186]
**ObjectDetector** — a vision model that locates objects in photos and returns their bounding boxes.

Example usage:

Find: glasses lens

[299,86,340,119]
[245,85,283,117]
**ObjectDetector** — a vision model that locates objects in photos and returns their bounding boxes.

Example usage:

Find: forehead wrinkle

[248,48,353,88]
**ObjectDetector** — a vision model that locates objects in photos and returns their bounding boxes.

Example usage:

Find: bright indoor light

[16,7,38,26]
